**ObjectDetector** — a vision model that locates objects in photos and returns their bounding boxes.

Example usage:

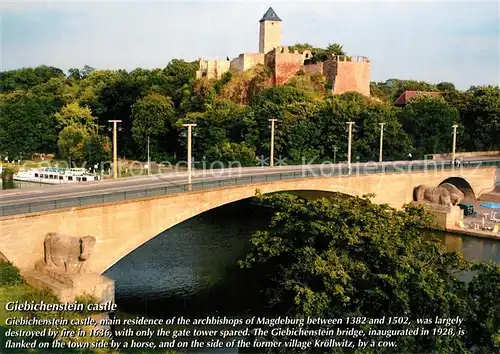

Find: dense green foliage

[1,61,499,166]
[240,193,500,353]
[0,260,25,286]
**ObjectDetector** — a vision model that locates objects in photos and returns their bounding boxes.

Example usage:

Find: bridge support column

[413,202,464,230]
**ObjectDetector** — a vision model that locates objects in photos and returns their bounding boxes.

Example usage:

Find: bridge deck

[1,160,499,217]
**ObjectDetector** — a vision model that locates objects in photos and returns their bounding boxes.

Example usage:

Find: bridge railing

[1,160,499,217]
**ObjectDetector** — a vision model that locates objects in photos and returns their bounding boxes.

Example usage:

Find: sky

[1,0,499,90]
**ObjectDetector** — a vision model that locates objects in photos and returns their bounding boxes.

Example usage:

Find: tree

[0,91,58,156]
[325,43,345,56]
[288,43,346,63]
[399,96,460,157]
[57,125,88,164]
[81,65,96,78]
[459,86,500,151]
[131,93,175,159]
[239,192,498,353]
[0,65,65,92]
[163,59,199,107]
[83,134,111,168]
[206,141,256,167]
[437,82,456,92]
[68,68,82,80]
[54,102,98,132]
[463,262,500,351]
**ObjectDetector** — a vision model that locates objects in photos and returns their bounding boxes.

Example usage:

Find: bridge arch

[99,186,362,273]
[439,177,476,201]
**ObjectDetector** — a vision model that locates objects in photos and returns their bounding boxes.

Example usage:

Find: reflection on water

[442,232,499,263]
[105,199,270,318]
[1,171,51,190]
[1,179,49,190]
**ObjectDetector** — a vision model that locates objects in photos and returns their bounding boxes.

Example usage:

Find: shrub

[0,260,25,286]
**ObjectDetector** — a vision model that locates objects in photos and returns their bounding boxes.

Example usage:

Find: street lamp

[147,135,151,176]
[452,124,458,165]
[269,119,277,168]
[108,120,122,179]
[333,146,338,164]
[182,124,197,185]
[346,121,354,173]
[379,123,386,163]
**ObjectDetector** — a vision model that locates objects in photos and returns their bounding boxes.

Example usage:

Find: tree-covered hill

[0,61,498,167]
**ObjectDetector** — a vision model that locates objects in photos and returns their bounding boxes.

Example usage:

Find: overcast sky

[1,1,499,89]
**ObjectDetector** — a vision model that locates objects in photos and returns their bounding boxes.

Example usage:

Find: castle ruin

[195,7,371,96]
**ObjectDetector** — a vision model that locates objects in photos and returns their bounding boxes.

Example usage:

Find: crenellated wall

[230,53,265,72]
[195,53,371,96]
[265,46,311,85]
[324,55,371,96]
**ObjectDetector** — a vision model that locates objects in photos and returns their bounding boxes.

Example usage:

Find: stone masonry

[195,7,372,96]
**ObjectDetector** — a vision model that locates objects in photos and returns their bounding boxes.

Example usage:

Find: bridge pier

[19,232,115,303]
[22,261,115,303]
[413,202,464,230]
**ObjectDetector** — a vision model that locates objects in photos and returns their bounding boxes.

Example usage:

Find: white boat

[13,167,100,185]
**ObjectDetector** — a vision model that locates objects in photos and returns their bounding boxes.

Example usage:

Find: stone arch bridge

[0,166,496,276]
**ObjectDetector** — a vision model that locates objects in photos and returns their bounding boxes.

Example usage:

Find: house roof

[394,90,441,105]
[260,7,282,22]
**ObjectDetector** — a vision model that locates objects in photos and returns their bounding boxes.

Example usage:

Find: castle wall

[324,56,371,96]
[196,59,231,80]
[301,62,324,75]
[266,47,307,85]
[230,53,265,72]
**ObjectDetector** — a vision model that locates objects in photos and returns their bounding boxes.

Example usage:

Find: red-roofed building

[394,90,441,106]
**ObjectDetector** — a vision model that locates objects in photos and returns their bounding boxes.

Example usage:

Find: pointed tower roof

[260,7,281,22]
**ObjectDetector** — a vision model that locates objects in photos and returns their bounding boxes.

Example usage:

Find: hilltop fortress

[196,7,371,96]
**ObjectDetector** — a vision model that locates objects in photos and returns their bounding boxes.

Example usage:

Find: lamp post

[108,120,122,179]
[452,124,458,165]
[333,146,338,164]
[183,124,197,185]
[346,121,354,173]
[147,135,150,176]
[269,119,277,168]
[379,122,385,163]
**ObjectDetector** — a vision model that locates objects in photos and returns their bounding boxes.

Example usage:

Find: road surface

[1,158,498,209]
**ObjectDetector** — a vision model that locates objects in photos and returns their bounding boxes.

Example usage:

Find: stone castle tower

[259,7,282,54]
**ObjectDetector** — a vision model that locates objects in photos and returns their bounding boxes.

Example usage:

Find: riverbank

[446,226,500,240]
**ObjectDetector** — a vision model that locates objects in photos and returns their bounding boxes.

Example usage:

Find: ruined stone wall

[324,56,371,96]
[301,62,324,75]
[230,53,265,72]
[196,59,231,80]
[323,59,338,88]
[266,46,308,85]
